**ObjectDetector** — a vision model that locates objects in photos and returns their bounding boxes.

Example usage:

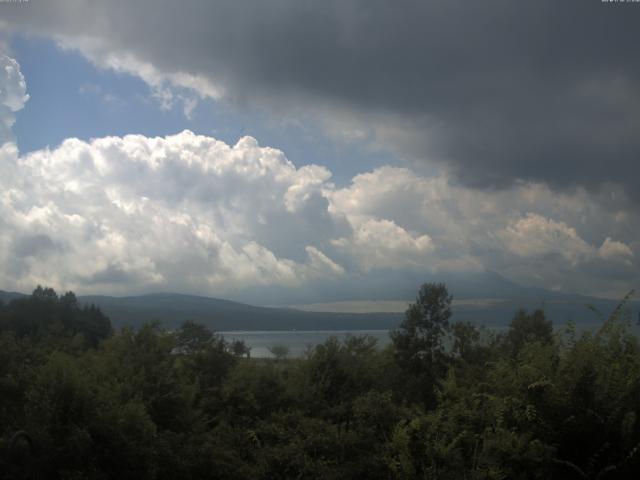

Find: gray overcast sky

[0,1,638,301]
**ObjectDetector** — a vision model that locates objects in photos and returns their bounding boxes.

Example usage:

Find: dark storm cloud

[3,0,640,194]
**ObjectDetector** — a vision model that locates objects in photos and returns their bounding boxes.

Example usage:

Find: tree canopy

[1,284,639,479]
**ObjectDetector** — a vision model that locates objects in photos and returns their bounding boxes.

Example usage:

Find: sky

[0,0,639,304]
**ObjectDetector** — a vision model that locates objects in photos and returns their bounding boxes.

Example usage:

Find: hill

[77,293,402,331]
[1,270,637,331]
[0,290,26,304]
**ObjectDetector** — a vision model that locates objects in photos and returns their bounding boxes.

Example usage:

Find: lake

[219,322,635,358]
[219,330,392,358]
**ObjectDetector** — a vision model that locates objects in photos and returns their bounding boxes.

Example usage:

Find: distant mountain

[0,290,26,304]
[448,296,639,328]
[58,290,640,331]
[67,291,640,331]
[1,270,637,331]
[229,269,577,305]
[77,293,402,331]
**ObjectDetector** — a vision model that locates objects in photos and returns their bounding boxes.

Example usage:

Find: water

[219,323,640,358]
[219,330,392,358]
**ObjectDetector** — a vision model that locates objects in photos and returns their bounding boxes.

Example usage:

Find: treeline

[1,284,639,479]
[0,286,111,347]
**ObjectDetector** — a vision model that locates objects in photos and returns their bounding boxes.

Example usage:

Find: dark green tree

[505,308,553,356]
[268,345,290,361]
[176,320,214,354]
[230,339,251,358]
[391,282,452,407]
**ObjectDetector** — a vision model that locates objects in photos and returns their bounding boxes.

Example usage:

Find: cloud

[0,129,352,295]
[0,124,637,299]
[0,54,29,145]
[599,237,634,263]
[62,43,223,117]
[331,218,434,272]
[0,52,638,300]
[3,1,640,198]
[500,213,594,266]
[328,167,640,296]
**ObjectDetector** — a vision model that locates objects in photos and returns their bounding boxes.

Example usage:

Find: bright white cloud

[0,53,637,299]
[332,218,434,272]
[500,213,594,266]
[0,54,29,145]
[329,167,640,295]
[0,129,349,295]
[0,124,638,298]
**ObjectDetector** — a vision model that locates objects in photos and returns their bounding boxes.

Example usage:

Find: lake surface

[219,330,392,358]
[220,323,639,358]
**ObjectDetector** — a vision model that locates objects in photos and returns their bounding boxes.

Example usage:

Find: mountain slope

[2,270,637,331]
[0,290,26,304]
[78,293,402,331]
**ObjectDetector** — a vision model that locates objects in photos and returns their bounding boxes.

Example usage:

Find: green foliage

[268,344,290,361]
[230,339,251,358]
[0,286,111,346]
[175,320,214,353]
[504,308,553,356]
[391,282,453,407]
[1,284,639,479]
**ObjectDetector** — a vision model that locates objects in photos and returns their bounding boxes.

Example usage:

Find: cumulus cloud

[0,54,28,145]
[599,237,634,263]
[328,167,640,296]
[0,129,350,295]
[331,218,434,272]
[0,124,638,298]
[3,1,640,198]
[0,52,638,300]
[500,214,594,266]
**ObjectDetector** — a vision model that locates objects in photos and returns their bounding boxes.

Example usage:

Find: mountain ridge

[1,271,637,331]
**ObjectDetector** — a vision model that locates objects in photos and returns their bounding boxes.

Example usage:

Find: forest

[1,283,639,479]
